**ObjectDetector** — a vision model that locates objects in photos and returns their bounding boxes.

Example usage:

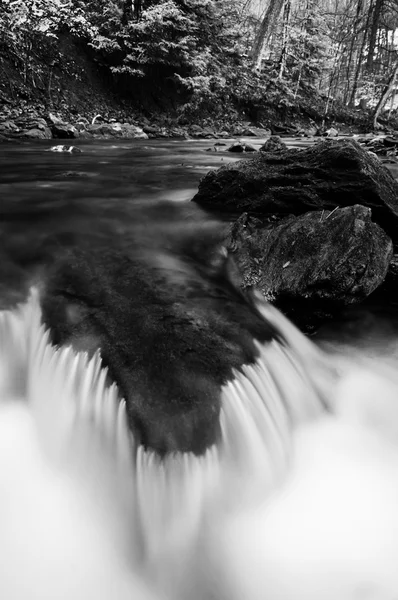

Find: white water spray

[1,289,398,600]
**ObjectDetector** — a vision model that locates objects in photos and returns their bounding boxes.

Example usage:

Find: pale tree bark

[251,0,286,71]
[278,0,291,79]
[343,0,363,104]
[349,4,372,106]
[366,0,385,71]
[373,60,398,128]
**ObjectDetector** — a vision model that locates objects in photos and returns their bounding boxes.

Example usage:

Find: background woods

[0,0,397,127]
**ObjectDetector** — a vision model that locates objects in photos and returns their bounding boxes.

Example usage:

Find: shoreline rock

[192,138,398,239]
[228,206,393,306]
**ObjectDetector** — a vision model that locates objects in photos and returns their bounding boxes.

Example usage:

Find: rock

[169,128,187,138]
[51,123,77,139]
[22,127,52,139]
[37,201,275,456]
[384,136,398,148]
[47,113,65,125]
[228,142,245,153]
[0,121,18,133]
[47,145,82,153]
[270,124,297,136]
[307,126,319,137]
[142,125,159,135]
[120,124,148,139]
[241,128,257,136]
[227,142,257,153]
[325,127,339,137]
[192,139,398,239]
[190,124,204,132]
[229,206,392,305]
[259,136,287,153]
[86,123,148,139]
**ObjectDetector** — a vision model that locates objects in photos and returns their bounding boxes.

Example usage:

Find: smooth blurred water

[2,136,398,600]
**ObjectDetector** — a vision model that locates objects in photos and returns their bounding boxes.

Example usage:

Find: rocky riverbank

[0,103,375,143]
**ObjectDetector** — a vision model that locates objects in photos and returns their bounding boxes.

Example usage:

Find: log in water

[1,289,398,600]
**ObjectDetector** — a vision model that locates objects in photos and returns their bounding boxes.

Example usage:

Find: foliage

[0,0,397,125]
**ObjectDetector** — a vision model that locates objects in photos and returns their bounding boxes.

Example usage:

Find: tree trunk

[251,0,285,71]
[344,0,363,104]
[121,0,133,24]
[366,0,384,71]
[373,61,398,128]
[278,0,291,80]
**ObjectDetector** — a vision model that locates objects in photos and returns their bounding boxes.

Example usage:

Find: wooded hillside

[0,0,397,128]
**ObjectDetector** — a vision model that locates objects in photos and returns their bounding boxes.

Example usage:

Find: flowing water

[1,138,398,600]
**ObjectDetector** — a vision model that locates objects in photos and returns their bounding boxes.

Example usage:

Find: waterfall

[1,289,398,600]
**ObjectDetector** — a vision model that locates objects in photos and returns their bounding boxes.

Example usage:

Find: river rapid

[2,137,398,600]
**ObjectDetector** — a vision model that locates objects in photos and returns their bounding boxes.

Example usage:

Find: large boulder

[192,139,398,238]
[228,205,393,305]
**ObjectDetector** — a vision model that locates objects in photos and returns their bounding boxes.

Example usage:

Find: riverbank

[1,33,397,144]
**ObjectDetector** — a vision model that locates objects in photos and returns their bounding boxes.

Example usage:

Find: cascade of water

[0,290,160,600]
[1,288,398,600]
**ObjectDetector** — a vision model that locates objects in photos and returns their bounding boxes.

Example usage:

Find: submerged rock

[38,202,277,456]
[229,206,392,305]
[192,139,398,239]
[228,142,257,153]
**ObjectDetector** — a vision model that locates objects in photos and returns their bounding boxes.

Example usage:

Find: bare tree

[373,59,398,128]
[251,0,286,70]
[366,0,385,71]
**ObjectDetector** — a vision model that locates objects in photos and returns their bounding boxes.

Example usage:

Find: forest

[0,0,397,131]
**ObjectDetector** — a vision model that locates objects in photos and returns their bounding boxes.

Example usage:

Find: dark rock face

[259,136,287,153]
[39,202,276,456]
[227,142,257,153]
[192,139,398,238]
[51,123,78,139]
[229,206,392,306]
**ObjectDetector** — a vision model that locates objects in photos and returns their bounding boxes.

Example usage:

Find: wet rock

[169,128,188,138]
[259,136,287,153]
[325,127,339,137]
[51,123,77,139]
[86,123,148,139]
[47,113,65,126]
[47,145,82,153]
[227,142,257,153]
[0,121,18,134]
[270,123,297,136]
[142,125,159,135]
[38,202,275,456]
[383,136,398,148]
[192,139,398,239]
[229,206,392,305]
[189,126,217,139]
[241,128,257,136]
[22,127,52,139]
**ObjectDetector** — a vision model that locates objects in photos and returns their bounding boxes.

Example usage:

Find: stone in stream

[38,202,277,456]
[228,206,393,306]
[192,139,398,240]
